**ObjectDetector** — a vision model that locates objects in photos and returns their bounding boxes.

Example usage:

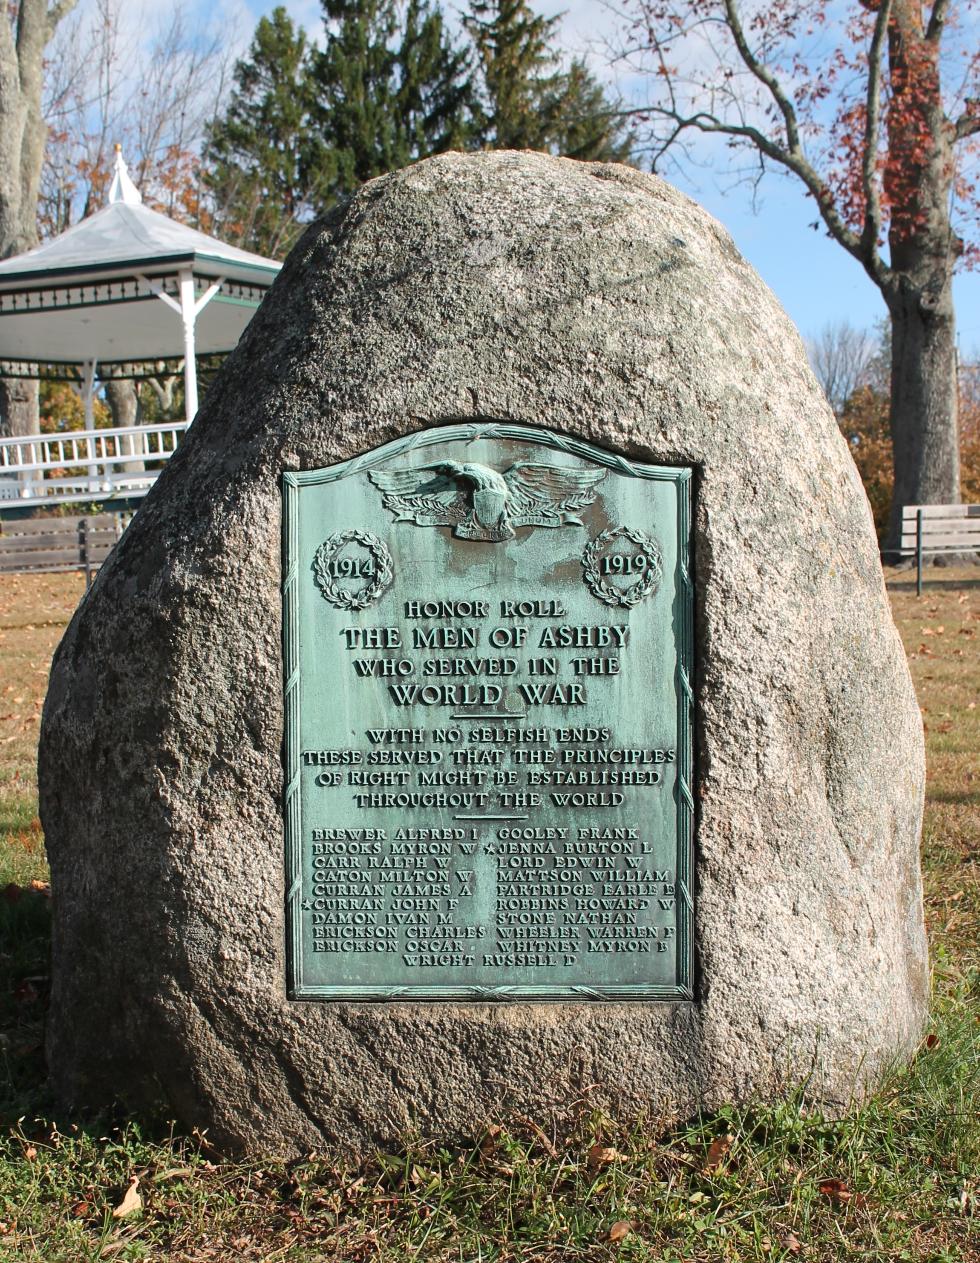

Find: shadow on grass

[928,788,980,806]
[0,887,186,1154]
[886,571,980,594]
[0,886,51,1124]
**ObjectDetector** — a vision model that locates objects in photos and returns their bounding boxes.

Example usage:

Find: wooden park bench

[901,503,980,595]
[0,513,128,587]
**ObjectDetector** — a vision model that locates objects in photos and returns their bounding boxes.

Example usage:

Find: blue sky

[150,0,980,356]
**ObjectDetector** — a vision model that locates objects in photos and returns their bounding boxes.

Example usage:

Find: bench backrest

[0,514,127,579]
[900,504,980,555]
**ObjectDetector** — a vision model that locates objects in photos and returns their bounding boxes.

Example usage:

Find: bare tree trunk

[105,378,145,474]
[0,377,39,438]
[0,376,40,499]
[1,2,77,256]
[1,3,78,448]
[885,285,959,552]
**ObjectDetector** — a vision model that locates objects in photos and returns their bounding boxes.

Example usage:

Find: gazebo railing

[0,419,189,507]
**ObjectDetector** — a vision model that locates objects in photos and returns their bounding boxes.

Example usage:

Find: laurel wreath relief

[581,526,662,608]
[312,530,394,610]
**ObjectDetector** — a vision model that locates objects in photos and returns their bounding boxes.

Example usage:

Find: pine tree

[464,0,632,162]
[397,0,474,159]
[204,8,322,258]
[545,60,633,163]
[311,0,475,203]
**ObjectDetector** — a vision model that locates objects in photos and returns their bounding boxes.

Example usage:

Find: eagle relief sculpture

[367,461,607,542]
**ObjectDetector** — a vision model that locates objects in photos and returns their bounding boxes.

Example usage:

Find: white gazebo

[0,150,281,506]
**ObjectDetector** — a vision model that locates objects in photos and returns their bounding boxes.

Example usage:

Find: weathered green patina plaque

[283,424,693,1000]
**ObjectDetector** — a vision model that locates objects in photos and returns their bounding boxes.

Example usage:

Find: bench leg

[916,510,923,598]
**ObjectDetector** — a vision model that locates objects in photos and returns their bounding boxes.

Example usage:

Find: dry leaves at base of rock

[112,1177,142,1219]
[608,1219,633,1242]
[587,1144,620,1172]
[703,1133,734,1172]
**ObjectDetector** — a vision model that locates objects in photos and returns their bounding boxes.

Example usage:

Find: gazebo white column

[178,269,224,423]
[137,267,224,423]
[81,358,99,492]
[81,358,97,429]
[179,269,199,421]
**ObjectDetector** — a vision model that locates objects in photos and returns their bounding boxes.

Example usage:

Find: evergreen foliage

[309,0,475,201]
[203,8,322,258]
[203,0,633,242]
[464,0,632,161]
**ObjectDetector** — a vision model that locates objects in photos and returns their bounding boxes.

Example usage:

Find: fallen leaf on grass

[23,1147,36,1161]
[516,1114,558,1158]
[703,1133,733,1172]
[112,1178,142,1218]
[817,1178,851,1204]
[818,1178,868,1208]
[781,1230,802,1254]
[925,1033,940,1049]
[608,1219,632,1242]
[477,1124,502,1158]
[587,1144,619,1171]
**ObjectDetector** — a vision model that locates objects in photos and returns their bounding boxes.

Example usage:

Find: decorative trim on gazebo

[0,274,269,319]
[0,357,186,382]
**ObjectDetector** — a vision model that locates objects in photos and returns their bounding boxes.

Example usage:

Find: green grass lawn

[0,569,975,1262]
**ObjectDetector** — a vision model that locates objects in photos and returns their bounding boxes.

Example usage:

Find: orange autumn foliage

[961,369,980,505]
[38,381,109,433]
[842,371,980,541]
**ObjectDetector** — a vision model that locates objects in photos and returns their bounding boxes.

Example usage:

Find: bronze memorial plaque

[283,424,693,1000]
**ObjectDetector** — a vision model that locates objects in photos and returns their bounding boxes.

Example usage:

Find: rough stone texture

[40,151,928,1157]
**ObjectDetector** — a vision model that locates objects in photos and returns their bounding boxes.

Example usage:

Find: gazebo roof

[0,153,281,377]
[0,200,280,289]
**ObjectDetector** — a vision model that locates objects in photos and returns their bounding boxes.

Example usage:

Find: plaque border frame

[283,423,694,1003]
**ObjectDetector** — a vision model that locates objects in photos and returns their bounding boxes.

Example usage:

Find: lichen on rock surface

[40,151,927,1157]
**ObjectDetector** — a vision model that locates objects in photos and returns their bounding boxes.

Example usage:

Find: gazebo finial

[108,144,143,206]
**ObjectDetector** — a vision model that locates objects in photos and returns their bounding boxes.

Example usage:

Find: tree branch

[954,100,980,139]
[925,0,949,42]
[47,1,79,29]
[0,10,15,73]
[623,103,895,291]
[721,0,801,154]
[859,0,890,264]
